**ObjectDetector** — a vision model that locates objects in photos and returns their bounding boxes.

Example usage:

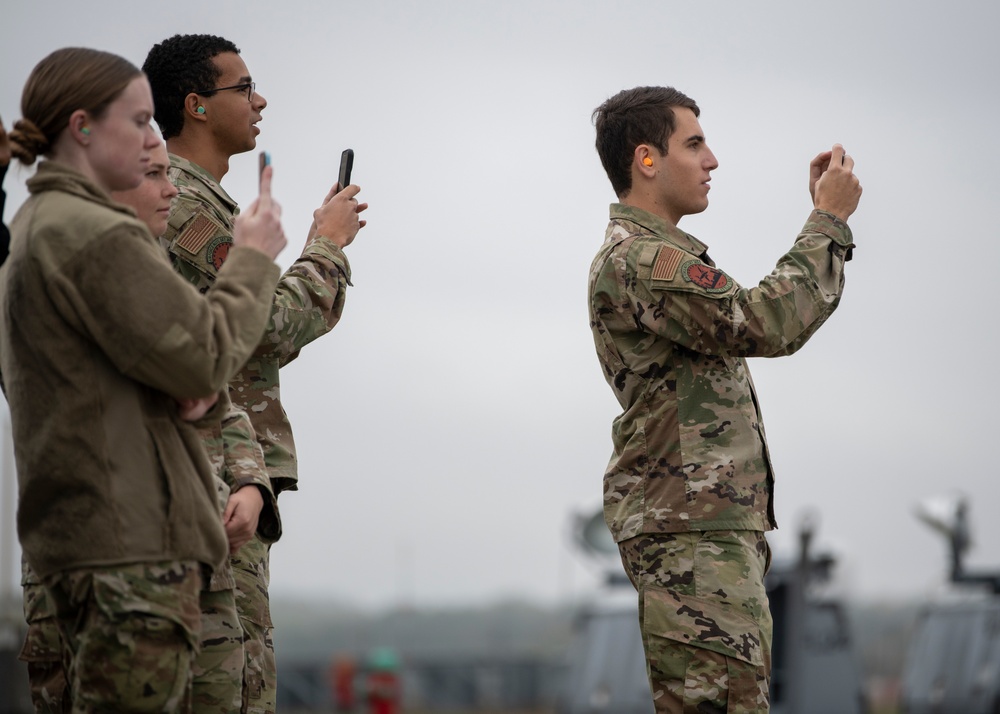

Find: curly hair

[142,34,240,139]
[593,86,700,198]
[11,47,141,165]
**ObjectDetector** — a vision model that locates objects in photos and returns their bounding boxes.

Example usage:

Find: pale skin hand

[233,165,287,260]
[177,393,220,421]
[308,183,369,250]
[223,485,264,554]
[810,143,863,222]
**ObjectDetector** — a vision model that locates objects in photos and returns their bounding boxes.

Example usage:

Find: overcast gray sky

[2,0,999,610]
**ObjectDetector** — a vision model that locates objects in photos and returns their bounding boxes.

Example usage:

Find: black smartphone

[338,149,354,189]
[258,151,271,183]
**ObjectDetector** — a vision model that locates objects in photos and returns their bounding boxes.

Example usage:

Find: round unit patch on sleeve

[681,260,732,293]
[206,235,233,270]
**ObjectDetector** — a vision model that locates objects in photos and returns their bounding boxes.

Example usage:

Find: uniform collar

[27,161,137,219]
[167,153,239,215]
[609,202,710,257]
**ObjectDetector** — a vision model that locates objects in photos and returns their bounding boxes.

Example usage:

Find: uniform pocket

[643,584,763,666]
[75,611,191,714]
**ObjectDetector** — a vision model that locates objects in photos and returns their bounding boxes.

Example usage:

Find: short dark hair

[142,34,240,139]
[592,86,700,198]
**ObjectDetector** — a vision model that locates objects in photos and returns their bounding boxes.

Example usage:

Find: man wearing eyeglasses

[143,34,368,714]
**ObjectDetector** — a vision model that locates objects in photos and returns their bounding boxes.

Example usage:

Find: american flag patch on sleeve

[175,213,222,255]
[651,248,683,281]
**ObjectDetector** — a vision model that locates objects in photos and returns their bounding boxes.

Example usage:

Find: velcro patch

[175,212,224,255]
[652,248,684,281]
[681,260,732,293]
[206,235,233,271]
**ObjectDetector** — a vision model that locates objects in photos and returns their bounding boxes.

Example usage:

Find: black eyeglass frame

[192,82,255,102]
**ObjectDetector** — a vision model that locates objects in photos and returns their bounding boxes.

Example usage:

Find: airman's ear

[635,145,656,176]
[184,94,207,123]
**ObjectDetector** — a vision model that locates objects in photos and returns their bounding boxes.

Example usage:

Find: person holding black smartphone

[143,33,367,714]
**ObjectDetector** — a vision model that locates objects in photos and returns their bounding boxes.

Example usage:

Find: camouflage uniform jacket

[0,162,279,577]
[162,154,352,495]
[589,203,855,542]
[211,396,281,542]
[204,396,280,592]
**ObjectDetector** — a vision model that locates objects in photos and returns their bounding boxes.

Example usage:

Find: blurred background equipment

[900,496,1000,714]
[768,513,866,714]
[556,507,867,714]
[556,507,650,713]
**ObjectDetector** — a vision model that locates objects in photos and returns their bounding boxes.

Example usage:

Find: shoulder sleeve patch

[175,211,225,255]
[652,248,684,281]
[680,260,733,293]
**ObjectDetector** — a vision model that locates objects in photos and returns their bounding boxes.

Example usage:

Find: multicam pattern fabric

[193,588,246,714]
[163,154,353,712]
[196,403,267,714]
[42,560,202,714]
[588,203,854,542]
[231,534,275,714]
[619,531,772,713]
[19,558,68,714]
[200,396,281,587]
[18,402,267,714]
[162,153,352,495]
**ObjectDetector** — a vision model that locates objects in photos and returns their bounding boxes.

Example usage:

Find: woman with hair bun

[0,46,287,712]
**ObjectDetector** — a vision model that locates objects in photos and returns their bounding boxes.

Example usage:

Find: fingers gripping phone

[338,148,354,190]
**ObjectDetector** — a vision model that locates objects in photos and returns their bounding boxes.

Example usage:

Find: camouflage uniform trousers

[194,573,244,714]
[23,575,245,714]
[231,534,275,714]
[191,468,245,714]
[19,579,69,714]
[43,560,203,714]
[618,530,773,714]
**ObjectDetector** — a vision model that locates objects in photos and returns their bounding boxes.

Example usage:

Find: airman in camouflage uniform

[16,151,280,714]
[144,33,366,714]
[195,402,279,714]
[588,86,862,713]
[18,380,279,714]
[159,150,358,713]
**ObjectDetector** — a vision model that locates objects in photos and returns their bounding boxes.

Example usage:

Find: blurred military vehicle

[556,508,865,714]
[768,515,866,714]
[900,496,1000,714]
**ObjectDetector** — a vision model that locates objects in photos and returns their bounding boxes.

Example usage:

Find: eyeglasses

[193,81,256,102]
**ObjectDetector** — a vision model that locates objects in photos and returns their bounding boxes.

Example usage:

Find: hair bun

[10,118,50,165]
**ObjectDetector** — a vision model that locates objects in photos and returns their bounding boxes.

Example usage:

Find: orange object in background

[329,654,357,712]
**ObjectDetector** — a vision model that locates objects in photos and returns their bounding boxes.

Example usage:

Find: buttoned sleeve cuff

[231,480,282,544]
[307,235,353,286]
[806,209,855,261]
